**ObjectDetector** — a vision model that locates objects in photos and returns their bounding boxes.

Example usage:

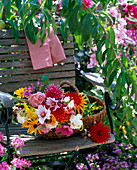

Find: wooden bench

[0,28,116,169]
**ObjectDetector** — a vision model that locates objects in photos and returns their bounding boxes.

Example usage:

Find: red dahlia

[52,107,70,123]
[90,122,111,143]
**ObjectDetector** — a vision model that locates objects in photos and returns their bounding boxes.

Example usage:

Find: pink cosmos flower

[28,92,45,107]
[87,53,98,68]
[0,162,11,170]
[46,97,60,111]
[55,125,73,136]
[35,105,51,124]
[11,137,25,149]
[82,0,94,10]
[109,7,118,17]
[0,143,5,156]
[0,131,4,142]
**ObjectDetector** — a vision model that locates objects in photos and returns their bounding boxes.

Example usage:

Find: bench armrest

[0,91,14,108]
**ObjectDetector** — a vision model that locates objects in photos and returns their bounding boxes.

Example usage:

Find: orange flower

[22,119,42,136]
[66,92,88,113]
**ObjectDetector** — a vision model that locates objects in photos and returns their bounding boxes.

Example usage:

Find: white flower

[35,105,51,124]
[70,114,83,129]
[64,96,70,102]
[17,113,26,124]
[68,100,74,109]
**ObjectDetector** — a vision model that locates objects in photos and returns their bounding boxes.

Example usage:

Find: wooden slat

[0,56,74,68]
[0,70,75,83]
[0,63,75,76]
[0,60,32,68]
[0,30,25,38]
[0,77,76,92]
[0,46,29,53]
[0,39,27,46]
[0,53,30,61]
[17,134,114,157]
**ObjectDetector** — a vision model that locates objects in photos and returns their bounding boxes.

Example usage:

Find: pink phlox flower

[35,105,51,124]
[46,97,60,111]
[11,157,31,169]
[115,30,125,43]
[0,143,5,156]
[55,125,73,136]
[118,0,126,4]
[82,0,94,10]
[11,137,24,149]
[0,162,11,170]
[109,6,118,17]
[38,124,50,133]
[0,131,4,142]
[87,53,98,68]
[92,46,97,52]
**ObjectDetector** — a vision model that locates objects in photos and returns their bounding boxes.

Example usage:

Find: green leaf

[124,107,132,120]
[99,11,114,24]
[133,137,137,147]
[68,6,79,33]
[60,19,69,40]
[116,71,126,99]
[15,0,21,9]
[51,16,57,35]
[42,76,49,85]
[44,0,52,10]
[120,50,129,68]
[24,5,38,29]
[77,0,82,7]
[5,0,11,18]
[62,0,69,12]
[7,18,18,42]
[106,26,115,48]
[131,118,137,129]
[25,19,38,44]
[82,13,92,43]
[74,34,82,49]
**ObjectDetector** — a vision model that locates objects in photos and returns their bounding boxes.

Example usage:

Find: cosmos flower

[35,105,51,124]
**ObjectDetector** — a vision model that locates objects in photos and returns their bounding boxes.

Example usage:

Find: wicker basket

[82,95,106,129]
[40,81,106,139]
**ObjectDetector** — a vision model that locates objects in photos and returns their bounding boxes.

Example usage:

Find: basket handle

[60,81,79,94]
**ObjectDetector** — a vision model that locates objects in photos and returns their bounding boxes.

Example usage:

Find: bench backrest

[0,28,75,93]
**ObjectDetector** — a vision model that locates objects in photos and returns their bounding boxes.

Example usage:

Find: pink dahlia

[45,84,64,100]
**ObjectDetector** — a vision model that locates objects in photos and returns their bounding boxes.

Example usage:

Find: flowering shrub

[76,141,137,170]
[13,78,89,137]
[0,131,31,169]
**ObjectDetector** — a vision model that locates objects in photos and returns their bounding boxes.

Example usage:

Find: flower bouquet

[13,77,106,140]
[13,78,89,139]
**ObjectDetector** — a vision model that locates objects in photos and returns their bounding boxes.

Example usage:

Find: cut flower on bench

[12,77,88,137]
